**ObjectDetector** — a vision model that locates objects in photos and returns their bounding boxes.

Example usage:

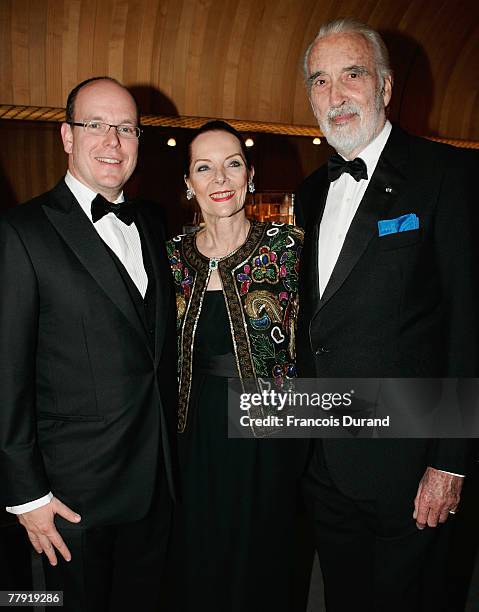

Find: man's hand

[413,467,463,530]
[18,497,81,566]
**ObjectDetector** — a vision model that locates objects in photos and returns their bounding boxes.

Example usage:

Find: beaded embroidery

[166,221,304,432]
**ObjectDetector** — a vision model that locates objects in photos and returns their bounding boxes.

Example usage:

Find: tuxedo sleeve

[0,217,50,506]
[7,492,53,514]
[434,149,478,376]
[431,148,478,472]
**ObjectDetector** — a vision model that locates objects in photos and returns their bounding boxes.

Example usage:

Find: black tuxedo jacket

[296,125,478,499]
[0,180,179,527]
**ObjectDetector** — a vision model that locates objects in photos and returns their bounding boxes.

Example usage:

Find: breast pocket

[378,228,422,251]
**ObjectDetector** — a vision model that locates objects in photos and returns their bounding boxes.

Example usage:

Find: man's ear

[61,122,73,154]
[382,74,393,108]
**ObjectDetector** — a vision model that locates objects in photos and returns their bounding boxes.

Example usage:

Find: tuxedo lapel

[318,126,409,311]
[135,205,171,367]
[42,181,148,343]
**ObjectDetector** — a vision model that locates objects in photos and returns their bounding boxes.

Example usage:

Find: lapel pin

[385,186,393,193]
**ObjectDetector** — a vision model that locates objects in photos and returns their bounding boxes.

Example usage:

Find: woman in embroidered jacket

[166,121,311,612]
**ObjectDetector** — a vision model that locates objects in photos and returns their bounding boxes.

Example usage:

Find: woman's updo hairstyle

[183,120,252,178]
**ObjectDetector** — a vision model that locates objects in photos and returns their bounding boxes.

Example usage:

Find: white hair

[303,18,393,90]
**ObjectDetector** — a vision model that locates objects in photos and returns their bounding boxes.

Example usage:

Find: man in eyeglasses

[0,77,178,611]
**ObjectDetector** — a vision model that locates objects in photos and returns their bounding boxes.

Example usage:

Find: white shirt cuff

[6,492,53,514]
[438,470,465,478]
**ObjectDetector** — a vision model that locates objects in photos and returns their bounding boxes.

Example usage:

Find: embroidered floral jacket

[166,221,304,432]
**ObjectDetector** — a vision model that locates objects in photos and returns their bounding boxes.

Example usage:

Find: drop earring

[248,178,255,194]
[186,188,194,200]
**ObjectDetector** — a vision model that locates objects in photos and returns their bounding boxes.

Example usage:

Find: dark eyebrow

[343,65,370,75]
[307,71,325,85]
[84,116,136,125]
[193,153,243,165]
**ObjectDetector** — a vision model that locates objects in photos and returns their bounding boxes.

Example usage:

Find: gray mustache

[327,105,361,121]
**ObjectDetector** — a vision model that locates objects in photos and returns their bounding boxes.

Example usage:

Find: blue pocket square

[378,214,419,236]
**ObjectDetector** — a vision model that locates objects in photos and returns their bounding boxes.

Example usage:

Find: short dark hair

[65,76,140,124]
[183,120,252,178]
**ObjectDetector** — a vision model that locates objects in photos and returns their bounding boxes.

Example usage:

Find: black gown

[169,291,312,612]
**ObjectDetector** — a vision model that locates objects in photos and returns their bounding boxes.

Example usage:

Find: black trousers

[302,445,453,612]
[42,474,172,612]
[0,518,33,591]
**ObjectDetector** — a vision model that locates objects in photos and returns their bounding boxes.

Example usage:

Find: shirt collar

[64,171,124,222]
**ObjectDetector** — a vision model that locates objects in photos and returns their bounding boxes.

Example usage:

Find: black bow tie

[91,193,136,225]
[327,154,368,182]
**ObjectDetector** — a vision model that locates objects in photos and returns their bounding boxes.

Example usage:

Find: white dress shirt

[319,120,392,296]
[66,171,148,297]
[317,121,463,479]
[6,172,148,514]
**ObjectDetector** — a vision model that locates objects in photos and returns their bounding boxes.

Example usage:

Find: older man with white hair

[296,18,477,611]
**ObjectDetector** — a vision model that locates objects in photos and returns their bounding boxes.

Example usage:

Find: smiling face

[185,130,253,222]
[307,32,392,159]
[61,79,139,200]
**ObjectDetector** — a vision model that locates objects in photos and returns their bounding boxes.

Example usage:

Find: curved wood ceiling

[1,0,478,140]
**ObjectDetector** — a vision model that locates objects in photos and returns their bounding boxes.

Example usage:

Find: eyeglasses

[68,120,142,139]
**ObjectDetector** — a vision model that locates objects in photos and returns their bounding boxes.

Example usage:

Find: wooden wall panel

[0,0,478,139]
[0,2,13,103]
[62,0,81,95]
[0,121,66,210]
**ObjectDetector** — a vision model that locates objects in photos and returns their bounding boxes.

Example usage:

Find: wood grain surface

[1,0,477,140]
